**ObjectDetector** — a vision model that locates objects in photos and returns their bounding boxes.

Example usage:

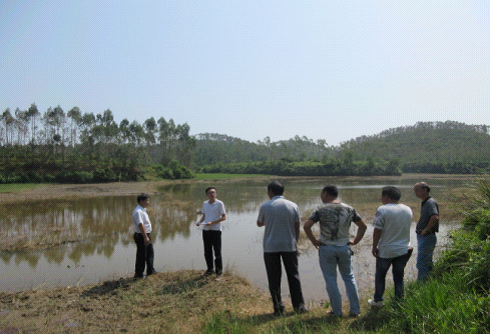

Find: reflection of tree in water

[0,194,210,264]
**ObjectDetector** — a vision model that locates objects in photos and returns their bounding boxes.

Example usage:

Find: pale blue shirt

[258,196,300,253]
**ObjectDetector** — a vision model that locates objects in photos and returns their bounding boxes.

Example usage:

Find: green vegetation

[0,105,195,183]
[338,121,490,174]
[0,183,40,193]
[193,173,269,180]
[3,104,490,182]
[194,121,490,176]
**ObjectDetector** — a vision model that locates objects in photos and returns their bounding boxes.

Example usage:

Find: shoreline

[0,173,476,203]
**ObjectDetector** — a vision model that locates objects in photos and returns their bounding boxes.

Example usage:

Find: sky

[1,1,489,146]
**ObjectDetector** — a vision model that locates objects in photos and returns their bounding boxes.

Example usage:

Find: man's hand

[372,246,379,257]
[311,239,321,250]
[144,236,150,246]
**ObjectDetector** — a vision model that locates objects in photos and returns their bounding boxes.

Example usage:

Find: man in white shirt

[369,186,413,307]
[132,193,157,278]
[196,187,226,280]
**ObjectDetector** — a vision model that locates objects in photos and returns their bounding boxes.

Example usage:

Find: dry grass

[0,269,370,334]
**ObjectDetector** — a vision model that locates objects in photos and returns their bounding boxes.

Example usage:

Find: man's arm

[138,222,150,246]
[295,221,300,243]
[421,214,439,236]
[207,213,226,225]
[303,219,320,249]
[349,219,367,245]
[257,220,265,227]
[372,227,382,257]
[196,214,205,226]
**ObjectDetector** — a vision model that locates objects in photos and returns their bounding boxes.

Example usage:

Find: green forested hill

[337,121,490,173]
[194,121,490,175]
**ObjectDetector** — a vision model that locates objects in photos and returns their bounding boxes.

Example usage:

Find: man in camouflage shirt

[304,185,367,317]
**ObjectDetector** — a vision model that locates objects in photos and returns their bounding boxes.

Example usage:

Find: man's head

[414,182,430,200]
[137,193,150,207]
[321,184,338,202]
[205,187,217,202]
[267,181,284,197]
[381,186,401,204]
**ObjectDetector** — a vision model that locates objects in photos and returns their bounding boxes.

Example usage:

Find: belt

[416,231,435,235]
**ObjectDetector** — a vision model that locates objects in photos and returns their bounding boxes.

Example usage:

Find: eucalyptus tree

[1,108,15,145]
[26,103,40,145]
[80,112,96,162]
[143,117,157,145]
[67,107,82,148]
[14,108,29,146]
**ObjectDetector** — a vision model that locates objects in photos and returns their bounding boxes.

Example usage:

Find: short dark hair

[322,185,338,198]
[420,182,431,192]
[205,187,216,194]
[268,180,284,196]
[381,186,401,201]
[137,193,150,203]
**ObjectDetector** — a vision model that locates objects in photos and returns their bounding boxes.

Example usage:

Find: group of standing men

[130,180,439,316]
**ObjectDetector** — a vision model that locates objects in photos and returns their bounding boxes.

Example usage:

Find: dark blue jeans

[374,248,413,302]
[133,232,155,277]
[417,233,437,281]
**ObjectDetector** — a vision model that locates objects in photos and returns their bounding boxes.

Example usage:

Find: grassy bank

[0,270,367,334]
[0,183,40,193]
[2,268,488,334]
[193,173,270,180]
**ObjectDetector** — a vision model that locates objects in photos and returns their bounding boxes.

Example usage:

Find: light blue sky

[1,1,489,146]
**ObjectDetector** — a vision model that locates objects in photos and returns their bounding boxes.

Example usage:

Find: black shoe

[201,271,213,277]
[294,307,308,314]
[134,275,148,279]
[273,307,285,316]
[147,271,158,276]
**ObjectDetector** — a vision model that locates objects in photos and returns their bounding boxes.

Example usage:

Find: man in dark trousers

[196,187,227,280]
[257,180,307,315]
[132,193,157,278]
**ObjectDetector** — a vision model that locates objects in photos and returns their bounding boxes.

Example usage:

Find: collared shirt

[201,199,226,231]
[132,205,151,234]
[258,196,300,253]
[373,203,413,258]
[308,202,362,246]
[416,196,439,233]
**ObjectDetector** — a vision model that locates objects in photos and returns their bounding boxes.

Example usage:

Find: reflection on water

[0,176,467,303]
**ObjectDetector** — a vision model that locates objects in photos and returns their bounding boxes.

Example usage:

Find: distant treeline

[199,155,402,177]
[2,104,490,183]
[0,104,195,183]
[194,121,490,175]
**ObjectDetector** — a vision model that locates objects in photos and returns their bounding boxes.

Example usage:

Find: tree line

[2,104,490,183]
[1,104,195,183]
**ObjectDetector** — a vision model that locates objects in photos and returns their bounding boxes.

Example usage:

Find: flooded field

[0,175,474,304]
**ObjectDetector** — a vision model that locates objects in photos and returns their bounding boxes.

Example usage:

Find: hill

[193,121,490,175]
[337,121,490,173]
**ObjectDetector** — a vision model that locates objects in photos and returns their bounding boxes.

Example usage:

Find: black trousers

[202,230,222,275]
[134,232,156,277]
[264,251,305,312]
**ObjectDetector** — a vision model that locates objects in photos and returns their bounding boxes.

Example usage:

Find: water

[0,176,469,304]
